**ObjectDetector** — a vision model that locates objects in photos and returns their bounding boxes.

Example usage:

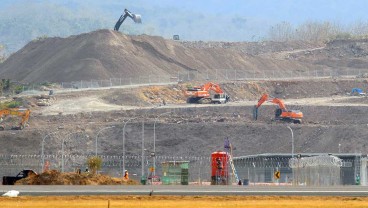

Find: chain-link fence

[176,68,368,82]
[233,154,361,186]
[15,68,368,94]
[0,154,211,184]
[1,153,363,186]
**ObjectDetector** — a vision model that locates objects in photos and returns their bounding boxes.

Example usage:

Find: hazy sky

[151,0,368,24]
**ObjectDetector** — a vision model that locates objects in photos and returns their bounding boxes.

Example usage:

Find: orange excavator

[0,108,31,130]
[253,94,303,124]
[183,82,230,104]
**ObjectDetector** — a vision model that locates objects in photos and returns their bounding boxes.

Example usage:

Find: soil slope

[0,29,347,83]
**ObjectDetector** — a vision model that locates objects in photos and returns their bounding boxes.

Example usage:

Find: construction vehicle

[114,8,142,31]
[2,169,37,185]
[0,108,31,131]
[350,88,366,96]
[183,82,230,104]
[253,93,303,124]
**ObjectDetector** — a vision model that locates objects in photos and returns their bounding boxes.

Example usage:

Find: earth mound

[16,170,139,185]
[0,29,340,83]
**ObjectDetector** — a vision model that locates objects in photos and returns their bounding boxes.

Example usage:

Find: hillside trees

[0,44,5,62]
[267,21,368,43]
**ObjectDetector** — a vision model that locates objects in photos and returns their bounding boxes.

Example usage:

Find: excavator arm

[114,9,142,31]
[270,98,287,111]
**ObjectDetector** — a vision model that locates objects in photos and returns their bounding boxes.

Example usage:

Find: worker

[123,170,129,180]
[216,157,223,170]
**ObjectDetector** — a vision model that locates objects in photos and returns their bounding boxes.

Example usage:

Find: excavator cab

[212,93,230,104]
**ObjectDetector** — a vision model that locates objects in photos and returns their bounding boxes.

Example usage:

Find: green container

[140,176,147,185]
[161,161,190,185]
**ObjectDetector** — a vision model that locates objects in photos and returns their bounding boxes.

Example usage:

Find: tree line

[267,21,368,43]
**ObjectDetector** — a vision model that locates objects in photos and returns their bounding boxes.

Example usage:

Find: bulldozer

[253,93,303,124]
[0,108,31,130]
[183,82,230,104]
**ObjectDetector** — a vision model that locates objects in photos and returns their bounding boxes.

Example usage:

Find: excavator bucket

[133,14,142,23]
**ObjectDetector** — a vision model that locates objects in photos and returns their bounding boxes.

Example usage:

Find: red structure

[211,151,229,185]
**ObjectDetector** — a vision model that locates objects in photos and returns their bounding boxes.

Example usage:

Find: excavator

[253,93,303,124]
[114,8,142,31]
[0,108,31,131]
[183,82,230,104]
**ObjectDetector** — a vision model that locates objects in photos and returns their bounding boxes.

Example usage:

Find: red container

[211,151,228,177]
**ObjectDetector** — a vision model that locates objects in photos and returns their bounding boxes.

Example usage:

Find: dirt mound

[0,29,344,83]
[16,170,139,185]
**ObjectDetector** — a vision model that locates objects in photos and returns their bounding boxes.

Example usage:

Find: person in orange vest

[43,160,50,172]
[123,170,129,180]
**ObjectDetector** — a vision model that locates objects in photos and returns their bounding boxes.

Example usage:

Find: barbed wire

[289,155,342,168]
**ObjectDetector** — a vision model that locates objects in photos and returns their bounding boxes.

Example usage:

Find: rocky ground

[1,78,368,168]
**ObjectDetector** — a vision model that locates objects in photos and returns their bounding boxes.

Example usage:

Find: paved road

[1,185,368,196]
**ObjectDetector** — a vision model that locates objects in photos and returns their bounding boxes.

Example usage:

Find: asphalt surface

[1,185,368,197]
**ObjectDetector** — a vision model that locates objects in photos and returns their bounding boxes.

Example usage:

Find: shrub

[87,156,102,175]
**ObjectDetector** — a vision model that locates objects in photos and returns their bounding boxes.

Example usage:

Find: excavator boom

[114,8,142,31]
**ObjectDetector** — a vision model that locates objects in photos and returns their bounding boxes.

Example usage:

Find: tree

[87,156,102,175]
[0,44,5,62]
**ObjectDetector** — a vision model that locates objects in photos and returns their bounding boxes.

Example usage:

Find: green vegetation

[0,100,22,110]
[267,21,368,43]
[0,44,5,62]
[87,156,102,175]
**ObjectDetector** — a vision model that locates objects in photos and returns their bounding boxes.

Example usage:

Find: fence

[233,154,361,186]
[14,68,368,94]
[0,154,210,184]
[1,153,364,185]
[177,68,368,82]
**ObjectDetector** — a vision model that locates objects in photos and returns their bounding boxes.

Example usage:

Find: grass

[1,196,368,208]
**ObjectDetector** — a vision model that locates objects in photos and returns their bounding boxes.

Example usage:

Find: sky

[156,0,368,23]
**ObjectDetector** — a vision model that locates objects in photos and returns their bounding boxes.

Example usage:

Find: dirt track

[2,78,368,158]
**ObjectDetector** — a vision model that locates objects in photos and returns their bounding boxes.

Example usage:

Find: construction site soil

[1,30,368,183]
[14,170,139,185]
[1,29,368,83]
